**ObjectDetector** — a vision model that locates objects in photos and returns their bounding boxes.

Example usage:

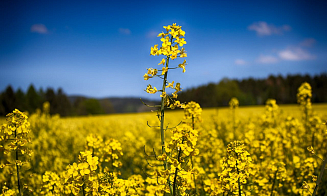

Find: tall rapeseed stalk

[229,97,239,140]
[0,109,32,195]
[297,82,312,146]
[144,23,187,195]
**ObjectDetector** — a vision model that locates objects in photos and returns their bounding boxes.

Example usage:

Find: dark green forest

[1,73,326,116]
[0,85,110,117]
[0,85,155,116]
[179,73,327,107]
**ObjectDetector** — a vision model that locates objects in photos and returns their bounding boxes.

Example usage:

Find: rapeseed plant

[310,143,327,196]
[265,99,279,127]
[183,101,202,194]
[204,141,254,196]
[305,119,327,196]
[229,97,239,139]
[297,82,312,142]
[165,124,199,195]
[0,109,32,196]
[144,23,188,195]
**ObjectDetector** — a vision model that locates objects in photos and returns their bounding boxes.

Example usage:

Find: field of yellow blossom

[0,102,326,195]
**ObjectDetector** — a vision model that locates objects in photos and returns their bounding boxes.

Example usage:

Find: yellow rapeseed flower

[158,58,165,65]
[150,44,159,56]
[143,73,152,80]
[145,85,157,94]
[178,59,187,73]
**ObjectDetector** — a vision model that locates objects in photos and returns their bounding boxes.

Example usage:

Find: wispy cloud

[254,39,316,64]
[146,31,158,38]
[30,24,48,34]
[235,59,247,65]
[119,28,131,35]
[248,21,291,36]
[256,55,279,64]
[278,47,316,61]
[300,38,316,47]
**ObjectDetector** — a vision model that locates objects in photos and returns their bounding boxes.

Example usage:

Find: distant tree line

[1,73,326,116]
[178,73,327,107]
[0,85,114,116]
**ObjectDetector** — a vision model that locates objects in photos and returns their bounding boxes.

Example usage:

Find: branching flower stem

[191,115,198,195]
[236,155,241,196]
[160,57,169,159]
[82,177,86,196]
[160,55,173,194]
[270,167,278,196]
[233,108,236,140]
[82,185,86,196]
[15,128,22,196]
[236,163,241,196]
[173,142,183,196]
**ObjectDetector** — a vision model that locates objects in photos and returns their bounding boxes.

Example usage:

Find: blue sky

[1,0,326,99]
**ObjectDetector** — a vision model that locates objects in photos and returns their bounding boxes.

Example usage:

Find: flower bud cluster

[149,23,186,58]
[144,23,187,109]
[229,97,239,109]
[0,109,32,168]
[62,150,99,195]
[41,171,70,195]
[184,101,202,123]
[86,134,123,169]
[297,82,312,111]
[166,124,199,158]
[205,141,255,195]
[261,99,279,127]
[265,99,278,116]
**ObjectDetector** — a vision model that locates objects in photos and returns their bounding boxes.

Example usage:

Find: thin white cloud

[256,55,279,64]
[278,47,316,61]
[119,28,131,35]
[146,31,158,38]
[248,21,291,36]
[235,59,247,65]
[300,38,316,47]
[30,24,48,34]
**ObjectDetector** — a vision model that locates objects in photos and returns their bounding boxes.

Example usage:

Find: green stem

[173,140,184,196]
[160,36,172,164]
[191,115,198,195]
[15,129,22,196]
[160,70,168,159]
[172,162,179,196]
[312,153,327,196]
[161,54,173,194]
[190,157,197,195]
[233,109,236,140]
[159,35,174,195]
[270,167,278,196]
[82,177,86,196]
[192,115,195,130]
[236,159,241,196]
